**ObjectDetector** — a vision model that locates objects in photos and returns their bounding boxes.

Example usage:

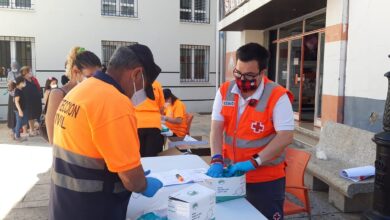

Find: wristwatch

[252,154,262,167]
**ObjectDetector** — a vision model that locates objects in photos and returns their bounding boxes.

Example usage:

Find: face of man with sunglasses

[233,59,265,98]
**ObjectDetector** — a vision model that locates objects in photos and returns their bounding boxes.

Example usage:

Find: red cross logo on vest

[251,121,264,133]
[273,212,281,220]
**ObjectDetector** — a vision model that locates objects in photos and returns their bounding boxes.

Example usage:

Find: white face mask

[77,76,87,84]
[131,74,147,107]
[50,84,58,89]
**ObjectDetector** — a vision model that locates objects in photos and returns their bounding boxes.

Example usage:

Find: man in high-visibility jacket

[135,80,165,157]
[49,44,163,220]
[206,43,294,220]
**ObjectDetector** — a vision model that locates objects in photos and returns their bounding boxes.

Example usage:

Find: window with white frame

[101,40,137,66]
[180,0,209,23]
[101,0,137,17]
[180,45,210,82]
[0,36,34,80]
[0,0,32,9]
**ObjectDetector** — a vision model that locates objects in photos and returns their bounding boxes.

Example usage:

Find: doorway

[270,13,326,126]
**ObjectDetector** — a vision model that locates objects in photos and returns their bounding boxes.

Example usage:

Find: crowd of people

[7,63,43,141]
[6,46,189,147]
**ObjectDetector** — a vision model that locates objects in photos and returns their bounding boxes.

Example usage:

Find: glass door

[276,42,288,87]
[288,39,303,120]
[314,32,325,126]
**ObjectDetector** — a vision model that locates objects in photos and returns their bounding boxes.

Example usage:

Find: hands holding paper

[141,170,163,198]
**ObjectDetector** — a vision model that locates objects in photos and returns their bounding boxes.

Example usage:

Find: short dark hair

[236,43,269,72]
[163,89,178,105]
[15,76,25,86]
[107,46,141,72]
[74,51,102,71]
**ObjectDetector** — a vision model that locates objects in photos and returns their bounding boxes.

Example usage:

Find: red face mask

[235,77,259,93]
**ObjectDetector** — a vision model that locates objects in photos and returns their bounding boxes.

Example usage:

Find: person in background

[13,76,28,142]
[162,89,188,137]
[7,61,20,135]
[49,44,162,220]
[135,80,165,157]
[61,75,69,86]
[20,66,42,136]
[7,61,20,82]
[43,77,58,105]
[45,47,102,144]
[7,80,17,138]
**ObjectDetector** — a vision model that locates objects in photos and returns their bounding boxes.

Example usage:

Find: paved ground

[0,114,362,219]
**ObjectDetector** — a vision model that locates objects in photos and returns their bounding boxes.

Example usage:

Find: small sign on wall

[294,58,299,66]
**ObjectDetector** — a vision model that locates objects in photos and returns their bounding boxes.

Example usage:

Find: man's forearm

[258,131,293,164]
[210,120,224,156]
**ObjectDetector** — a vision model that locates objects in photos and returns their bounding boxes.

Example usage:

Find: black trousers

[246,177,286,220]
[138,128,164,157]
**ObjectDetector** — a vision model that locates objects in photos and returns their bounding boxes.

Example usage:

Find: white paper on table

[183,135,198,142]
[148,168,211,187]
[339,165,375,182]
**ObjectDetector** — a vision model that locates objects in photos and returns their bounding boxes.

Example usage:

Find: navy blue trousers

[246,177,286,220]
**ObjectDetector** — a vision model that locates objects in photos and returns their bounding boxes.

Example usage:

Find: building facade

[217,0,390,132]
[0,0,217,120]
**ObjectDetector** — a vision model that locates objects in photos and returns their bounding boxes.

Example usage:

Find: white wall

[345,0,390,100]
[226,31,241,52]
[0,0,217,119]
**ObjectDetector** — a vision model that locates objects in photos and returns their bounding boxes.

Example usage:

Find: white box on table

[204,174,246,203]
[168,183,216,220]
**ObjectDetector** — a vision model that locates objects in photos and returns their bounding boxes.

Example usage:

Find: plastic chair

[284,147,312,219]
[185,113,194,135]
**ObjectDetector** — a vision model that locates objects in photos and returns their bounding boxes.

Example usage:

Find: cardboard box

[168,184,216,220]
[204,175,246,203]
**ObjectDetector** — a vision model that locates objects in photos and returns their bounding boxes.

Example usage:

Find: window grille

[0,0,33,9]
[180,45,210,82]
[101,0,138,18]
[101,40,137,66]
[180,0,209,23]
[0,36,34,81]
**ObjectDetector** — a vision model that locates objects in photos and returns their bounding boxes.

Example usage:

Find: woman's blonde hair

[20,66,31,76]
[65,46,81,80]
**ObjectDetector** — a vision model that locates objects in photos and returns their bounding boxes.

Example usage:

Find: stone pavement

[0,114,362,220]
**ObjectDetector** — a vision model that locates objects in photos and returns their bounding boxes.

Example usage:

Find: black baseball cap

[128,44,161,100]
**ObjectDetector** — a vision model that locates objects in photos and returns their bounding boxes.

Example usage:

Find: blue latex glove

[142,177,163,197]
[226,160,256,177]
[206,163,224,177]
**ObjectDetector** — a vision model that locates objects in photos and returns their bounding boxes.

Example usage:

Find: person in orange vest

[135,80,165,157]
[49,44,163,220]
[206,43,294,220]
[162,89,188,137]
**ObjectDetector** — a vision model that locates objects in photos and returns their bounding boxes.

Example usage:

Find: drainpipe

[340,0,349,123]
[215,0,220,90]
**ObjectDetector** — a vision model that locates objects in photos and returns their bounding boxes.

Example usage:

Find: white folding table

[126,155,267,220]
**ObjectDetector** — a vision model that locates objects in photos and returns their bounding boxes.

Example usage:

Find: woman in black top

[20,66,42,136]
